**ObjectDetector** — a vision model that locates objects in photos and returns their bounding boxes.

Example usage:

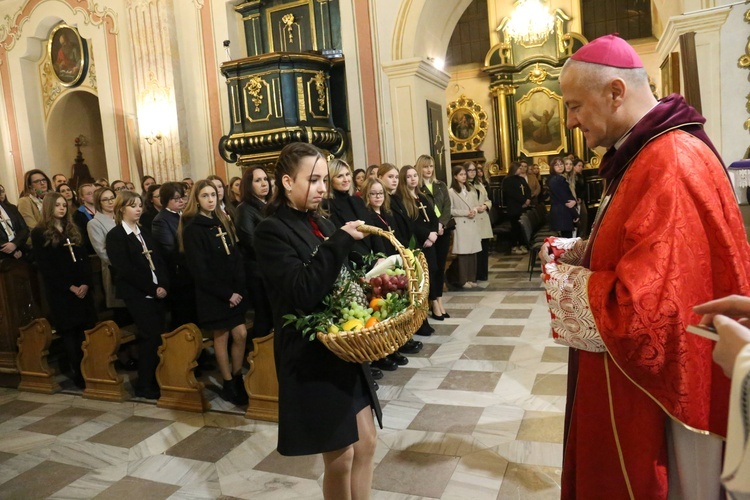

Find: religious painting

[515,87,566,158]
[48,24,88,87]
[426,100,448,183]
[660,51,680,99]
[447,95,488,153]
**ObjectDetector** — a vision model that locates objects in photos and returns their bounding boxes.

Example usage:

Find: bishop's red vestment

[543,95,750,499]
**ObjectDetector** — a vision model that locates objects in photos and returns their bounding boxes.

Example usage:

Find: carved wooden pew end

[156,324,209,413]
[16,318,60,394]
[245,331,278,422]
[80,321,136,402]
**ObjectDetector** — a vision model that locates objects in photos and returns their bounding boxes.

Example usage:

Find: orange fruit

[365,317,379,329]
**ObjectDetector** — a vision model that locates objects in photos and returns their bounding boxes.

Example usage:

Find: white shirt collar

[121,221,140,236]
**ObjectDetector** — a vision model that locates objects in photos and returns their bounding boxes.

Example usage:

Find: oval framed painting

[48,24,88,87]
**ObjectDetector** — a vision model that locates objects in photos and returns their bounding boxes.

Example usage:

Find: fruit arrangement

[283,253,418,341]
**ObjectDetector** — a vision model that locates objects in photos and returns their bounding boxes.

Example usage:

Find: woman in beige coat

[448,165,482,288]
[466,162,492,282]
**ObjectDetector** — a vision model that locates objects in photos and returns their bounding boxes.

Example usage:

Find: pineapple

[331,266,368,308]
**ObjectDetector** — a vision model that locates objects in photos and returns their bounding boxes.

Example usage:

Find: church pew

[16,318,60,394]
[80,321,136,402]
[244,331,278,422]
[156,323,210,412]
[0,259,43,375]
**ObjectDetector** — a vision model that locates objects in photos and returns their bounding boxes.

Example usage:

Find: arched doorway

[45,90,107,183]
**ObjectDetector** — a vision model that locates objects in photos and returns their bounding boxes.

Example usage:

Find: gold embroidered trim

[555,237,587,266]
[544,262,606,352]
[605,354,636,500]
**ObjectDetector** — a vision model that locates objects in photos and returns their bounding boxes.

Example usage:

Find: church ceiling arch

[392,0,474,60]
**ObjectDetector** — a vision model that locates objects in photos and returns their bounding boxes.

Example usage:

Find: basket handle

[356,224,423,307]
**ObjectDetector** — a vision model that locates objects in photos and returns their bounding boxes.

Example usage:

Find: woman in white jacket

[448,165,482,288]
[465,162,492,282]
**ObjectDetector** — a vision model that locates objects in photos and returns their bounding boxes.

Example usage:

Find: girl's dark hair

[450,165,466,193]
[266,143,325,216]
[39,192,82,246]
[228,176,242,204]
[144,183,161,212]
[353,168,365,180]
[140,175,156,193]
[159,181,185,208]
[507,161,521,177]
[55,183,79,207]
[548,157,564,177]
[240,165,271,210]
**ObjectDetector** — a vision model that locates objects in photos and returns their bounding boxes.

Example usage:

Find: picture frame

[48,24,88,87]
[660,51,680,98]
[515,87,566,157]
[426,100,448,183]
[447,95,488,153]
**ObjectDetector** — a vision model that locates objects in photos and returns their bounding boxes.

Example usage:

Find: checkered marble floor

[0,253,565,499]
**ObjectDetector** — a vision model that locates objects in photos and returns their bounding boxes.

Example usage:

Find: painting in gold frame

[48,23,88,87]
[515,87,566,158]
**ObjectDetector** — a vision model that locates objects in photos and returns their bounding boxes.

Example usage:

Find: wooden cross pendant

[63,238,77,262]
[416,201,430,222]
[216,227,230,255]
[142,248,155,271]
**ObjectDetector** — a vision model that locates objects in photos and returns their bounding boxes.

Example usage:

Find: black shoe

[233,373,249,405]
[221,379,240,405]
[370,366,383,380]
[372,357,398,371]
[388,352,409,366]
[123,359,138,370]
[135,386,160,399]
[431,312,444,321]
[399,339,422,354]
[372,381,379,391]
[442,312,451,319]
[415,321,434,336]
[72,372,85,389]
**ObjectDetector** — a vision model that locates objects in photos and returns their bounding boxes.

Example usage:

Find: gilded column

[573,128,585,160]
[127,0,184,182]
[490,84,516,172]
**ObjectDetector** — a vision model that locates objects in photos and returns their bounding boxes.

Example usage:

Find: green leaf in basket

[408,235,418,250]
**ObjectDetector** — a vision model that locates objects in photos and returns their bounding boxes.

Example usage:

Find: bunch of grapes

[368,269,408,298]
[340,301,373,324]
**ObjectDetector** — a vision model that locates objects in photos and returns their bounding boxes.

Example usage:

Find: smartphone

[686,324,720,342]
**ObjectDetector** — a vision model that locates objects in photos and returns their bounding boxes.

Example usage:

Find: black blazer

[548,175,578,232]
[139,207,159,239]
[368,209,398,256]
[502,175,532,217]
[324,190,385,261]
[0,201,28,259]
[30,227,96,330]
[72,207,95,254]
[235,200,264,263]
[388,195,415,247]
[254,204,382,456]
[151,209,179,254]
[182,214,248,326]
[106,224,169,300]
[401,193,438,246]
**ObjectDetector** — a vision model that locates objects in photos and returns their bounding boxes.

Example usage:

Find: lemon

[342,319,364,331]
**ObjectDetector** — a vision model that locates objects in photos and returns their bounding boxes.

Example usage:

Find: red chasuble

[561,129,750,499]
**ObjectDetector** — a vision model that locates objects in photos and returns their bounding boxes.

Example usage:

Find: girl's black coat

[31,227,96,330]
[254,204,382,456]
[324,190,385,261]
[181,214,248,326]
[106,224,169,300]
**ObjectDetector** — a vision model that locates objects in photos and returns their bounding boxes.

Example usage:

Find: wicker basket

[316,224,430,363]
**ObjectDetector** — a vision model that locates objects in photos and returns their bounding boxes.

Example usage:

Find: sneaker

[462,282,475,289]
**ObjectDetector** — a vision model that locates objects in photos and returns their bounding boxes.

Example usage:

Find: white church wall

[719,3,749,164]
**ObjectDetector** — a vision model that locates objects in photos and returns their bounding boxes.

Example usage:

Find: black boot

[221,378,239,404]
[233,373,249,405]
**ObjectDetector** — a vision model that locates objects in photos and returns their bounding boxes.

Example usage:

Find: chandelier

[505,0,555,45]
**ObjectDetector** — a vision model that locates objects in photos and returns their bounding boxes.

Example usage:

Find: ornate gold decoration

[296,76,307,121]
[266,0,317,52]
[282,13,295,42]
[742,5,750,132]
[313,71,326,112]
[447,95,488,153]
[528,63,548,84]
[245,76,264,112]
[243,76,272,122]
[489,85,517,171]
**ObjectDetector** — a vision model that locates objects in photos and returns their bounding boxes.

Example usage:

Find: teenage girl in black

[31,192,96,388]
[106,191,169,399]
[254,143,380,499]
[180,180,248,405]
